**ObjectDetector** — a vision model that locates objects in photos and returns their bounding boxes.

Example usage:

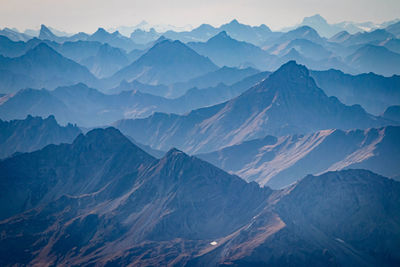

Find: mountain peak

[165,147,186,158]
[274,60,309,76]
[72,127,132,149]
[93,28,109,38]
[252,60,324,98]
[296,25,316,32]
[284,48,303,58]
[96,27,107,33]
[217,30,229,37]
[209,30,232,42]
[302,14,328,24]
[40,24,51,32]
[39,24,56,39]
[25,42,60,57]
[162,148,193,165]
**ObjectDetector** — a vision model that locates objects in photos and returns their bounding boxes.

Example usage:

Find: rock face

[198,126,400,188]
[0,127,271,266]
[0,115,80,159]
[198,170,400,266]
[0,131,398,267]
[115,61,390,154]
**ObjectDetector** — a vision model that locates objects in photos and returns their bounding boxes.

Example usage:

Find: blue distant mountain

[115,61,391,153]
[386,21,400,37]
[0,115,80,159]
[188,31,275,70]
[0,43,97,92]
[80,43,130,78]
[0,27,32,42]
[108,39,218,86]
[346,44,400,76]
[311,69,400,114]
[37,25,144,52]
[0,71,267,127]
[0,17,400,267]
[163,19,275,45]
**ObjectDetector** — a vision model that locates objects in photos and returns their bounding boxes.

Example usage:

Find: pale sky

[0,0,399,33]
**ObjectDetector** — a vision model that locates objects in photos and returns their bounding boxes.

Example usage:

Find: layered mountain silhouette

[0,35,133,81]
[2,20,400,79]
[0,28,32,42]
[110,66,260,98]
[267,38,332,61]
[80,43,130,78]
[130,28,160,44]
[336,29,395,47]
[86,28,143,51]
[169,66,260,97]
[198,126,400,188]
[0,43,97,92]
[108,40,218,86]
[384,105,400,122]
[386,21,400,37]
[264,26,325,48]
[0,129,398,266]
[36,25,144,52]
[115,61,390,153]
[38,24,69,43]
[162,19,274,45]
[0,71,268,127]
[346,45,400,76]
[295,14,345,37]
[285,14,396,37]
[1,17,400,266]
[0,35,42,58]
[381,38,400,54]
[311,69,400,114]
[0,115,80,159]
[188,31,275,69]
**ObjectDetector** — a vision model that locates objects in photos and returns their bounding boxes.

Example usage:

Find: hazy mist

[1,0,399,33]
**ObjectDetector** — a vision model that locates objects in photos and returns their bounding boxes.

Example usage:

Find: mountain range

[115,61,391,153]
[188,31,275,70]
[2,19,400,88]
[198,125,400,188]
[107,39,218,86]
[38,25,145,52]
[0,128,398,266]
[0,71,268,127]
[1,16,400,266]
[285,14,400,37]
[345,45,400,77]
[0,43,97,92]
[311,69,400,115]
[0,115,80,159]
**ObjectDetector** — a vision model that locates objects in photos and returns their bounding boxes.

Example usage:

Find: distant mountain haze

[0,14,399,266]
[0,115,80,159]
[115,61,391,154]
